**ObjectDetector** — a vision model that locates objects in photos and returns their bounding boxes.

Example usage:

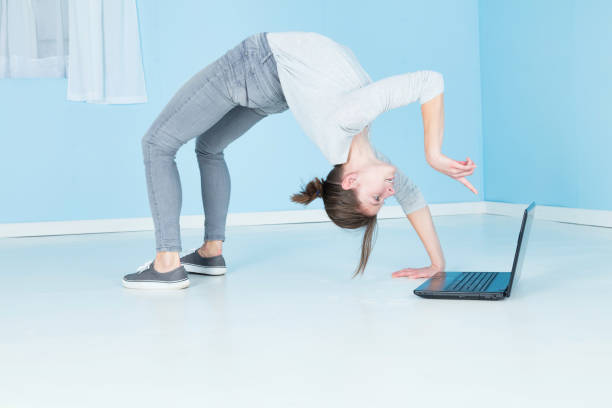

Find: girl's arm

[330,70,445,134]
[372,144,443,279]
[391,205,446,279]
[422,93,445,160]
[421,93,478,194]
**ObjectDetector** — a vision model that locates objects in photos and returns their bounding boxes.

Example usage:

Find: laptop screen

[507,202,536,296]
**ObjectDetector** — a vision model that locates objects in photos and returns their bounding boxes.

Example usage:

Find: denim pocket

[243,53,287,113]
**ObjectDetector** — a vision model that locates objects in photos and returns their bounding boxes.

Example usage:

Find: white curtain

[0,0,147,104]
[67,0,147,104]
[0,0,69,78]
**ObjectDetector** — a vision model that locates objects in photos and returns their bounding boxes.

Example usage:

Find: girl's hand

[392,264,445,279]
[426,152,478,195]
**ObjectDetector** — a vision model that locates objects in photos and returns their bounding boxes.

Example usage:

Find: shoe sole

[183,263,227,275]
[121,278,190,289]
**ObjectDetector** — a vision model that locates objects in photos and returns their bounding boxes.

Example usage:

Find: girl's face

[342,162,397,216]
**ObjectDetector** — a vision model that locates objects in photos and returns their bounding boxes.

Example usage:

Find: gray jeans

[142,32,288,252]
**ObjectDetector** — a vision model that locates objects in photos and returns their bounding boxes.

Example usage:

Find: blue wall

[479,0,612,210]
[0,0,482,223]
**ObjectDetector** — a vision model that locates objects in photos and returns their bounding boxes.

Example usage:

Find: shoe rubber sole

[121,278,190,289]
[183,263,227,275]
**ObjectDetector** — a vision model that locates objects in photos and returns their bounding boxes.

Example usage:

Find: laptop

[414,201,536,300]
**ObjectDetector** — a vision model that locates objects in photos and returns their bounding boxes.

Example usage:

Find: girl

[122,32,477,289]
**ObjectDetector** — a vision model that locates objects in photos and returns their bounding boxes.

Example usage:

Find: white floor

[1,214,610,407]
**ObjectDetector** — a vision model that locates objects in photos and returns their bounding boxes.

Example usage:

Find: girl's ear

[341,172,358,190]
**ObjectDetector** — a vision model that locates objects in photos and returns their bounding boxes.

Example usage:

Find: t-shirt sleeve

[331,70,444,135]
[373,148,427,215]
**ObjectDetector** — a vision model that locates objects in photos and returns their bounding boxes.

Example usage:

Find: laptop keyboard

[448,272,498,292]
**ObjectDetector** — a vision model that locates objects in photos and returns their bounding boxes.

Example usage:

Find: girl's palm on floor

[392,264,444,279]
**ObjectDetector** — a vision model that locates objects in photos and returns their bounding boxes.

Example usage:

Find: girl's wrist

[431,259,446,270]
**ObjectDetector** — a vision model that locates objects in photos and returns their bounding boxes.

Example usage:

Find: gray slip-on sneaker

[180,248,227,275]
[122,260,190,289]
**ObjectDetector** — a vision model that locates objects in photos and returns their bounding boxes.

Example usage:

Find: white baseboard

[484,201,612,228]
[1,201,610,239]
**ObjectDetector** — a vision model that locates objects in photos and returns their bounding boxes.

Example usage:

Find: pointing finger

[458,177,478,194]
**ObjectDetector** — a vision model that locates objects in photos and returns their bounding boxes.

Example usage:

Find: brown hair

[290,164,377,277]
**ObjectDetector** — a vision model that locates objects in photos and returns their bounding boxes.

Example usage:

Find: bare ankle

[154,251,180,273]
[198,240,223,257]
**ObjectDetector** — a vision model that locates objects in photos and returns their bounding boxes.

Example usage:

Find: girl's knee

[141,129,181,157]
[195,138,224,157]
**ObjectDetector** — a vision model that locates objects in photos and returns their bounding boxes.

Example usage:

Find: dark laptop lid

[506,202,536,296]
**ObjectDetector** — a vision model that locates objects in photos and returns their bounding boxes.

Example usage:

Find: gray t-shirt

[372,144,427,215]
[267,31,442,214]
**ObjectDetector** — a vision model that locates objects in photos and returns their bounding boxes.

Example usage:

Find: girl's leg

[140,32,287,273]
[195,105,268,256]
[191,32,288,260]
[141,57,237,271]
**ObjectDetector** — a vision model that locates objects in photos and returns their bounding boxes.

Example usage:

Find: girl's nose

[387,185,395,196]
